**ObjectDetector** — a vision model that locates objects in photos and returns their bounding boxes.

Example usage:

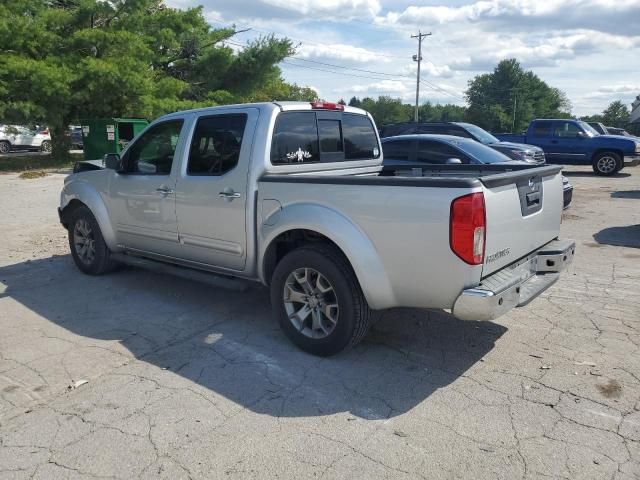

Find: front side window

[123,120,183,175]
[554,122,581,138]
[187,114,247,175]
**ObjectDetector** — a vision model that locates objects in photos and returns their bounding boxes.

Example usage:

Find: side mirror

[445,158,463,165]
[103,153,121,170]
[576,131,586,139]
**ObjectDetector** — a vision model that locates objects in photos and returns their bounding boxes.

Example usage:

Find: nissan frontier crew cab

[59,101,575,356]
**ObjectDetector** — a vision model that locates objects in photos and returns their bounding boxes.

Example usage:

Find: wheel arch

[259,203,396,310]
[591,148,623,161]
[60,181,119,251]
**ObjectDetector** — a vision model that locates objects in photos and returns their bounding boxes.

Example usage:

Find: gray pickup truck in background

[59,101,575,356]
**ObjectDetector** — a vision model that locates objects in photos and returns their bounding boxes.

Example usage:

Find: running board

[111,253,251,292]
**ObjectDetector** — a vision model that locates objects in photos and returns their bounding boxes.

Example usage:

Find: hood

[593,134,638,149]
[489,141,543,152]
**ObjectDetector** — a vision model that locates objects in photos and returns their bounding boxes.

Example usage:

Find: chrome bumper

[623,155,640,167]
[453,239,575,321]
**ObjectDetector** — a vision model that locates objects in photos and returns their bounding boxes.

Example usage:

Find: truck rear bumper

[623,155,640,167]
[452,239,575,321]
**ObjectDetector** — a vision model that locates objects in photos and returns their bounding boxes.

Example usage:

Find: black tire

[270,244,371,356]
[592,151,622,176]
[40,140,51,153]
[68,206,117,275]
[0,141,10,154]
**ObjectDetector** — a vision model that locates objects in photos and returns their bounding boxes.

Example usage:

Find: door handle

[219,190,241,199]
[156,186,174,195]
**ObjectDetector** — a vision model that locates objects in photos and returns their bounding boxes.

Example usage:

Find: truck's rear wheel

[40,140,52,153]
[270,244,371,356]
[68,206,117,275]
[592,152,621,176]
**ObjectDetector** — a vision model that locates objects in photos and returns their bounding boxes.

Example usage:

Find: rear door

[481,166,564,276]
[174,108,258,271]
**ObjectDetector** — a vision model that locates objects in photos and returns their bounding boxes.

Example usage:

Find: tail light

[310,101,344,111]
[40,129,49,135]
[450,192,486,265]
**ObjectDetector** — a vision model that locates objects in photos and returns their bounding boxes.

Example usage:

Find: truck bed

[258,163,564,310]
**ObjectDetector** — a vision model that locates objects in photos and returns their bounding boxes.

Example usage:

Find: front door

[549,121,589,163]
[174,108,259,271]
[108,119,186,258]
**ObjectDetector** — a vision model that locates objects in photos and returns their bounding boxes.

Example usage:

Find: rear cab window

[270,111,380,165]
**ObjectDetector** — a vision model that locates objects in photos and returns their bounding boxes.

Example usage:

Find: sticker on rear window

[286,148,312,162]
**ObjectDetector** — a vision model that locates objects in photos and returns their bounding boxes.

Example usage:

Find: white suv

[0,125,52,153]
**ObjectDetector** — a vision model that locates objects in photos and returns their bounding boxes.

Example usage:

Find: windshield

[459,124,500,145]
[446,138,512,164]
[579,122,600,136]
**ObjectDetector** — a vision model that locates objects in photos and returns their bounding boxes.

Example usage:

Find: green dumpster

[80,118,148,161]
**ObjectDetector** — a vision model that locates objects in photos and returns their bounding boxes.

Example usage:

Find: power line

[227,40,468,104]
[207,14,407,60]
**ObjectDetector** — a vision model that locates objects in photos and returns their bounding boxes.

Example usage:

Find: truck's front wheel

[68,206,117,275]
[270,244,371,356]
[592,152,622,176]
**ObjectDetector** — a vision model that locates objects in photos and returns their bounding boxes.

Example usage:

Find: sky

[165,0,640,116]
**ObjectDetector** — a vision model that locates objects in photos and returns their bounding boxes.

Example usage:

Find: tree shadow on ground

[563,171,631,178]
[0,255,506,419]
[611,190,640,199]
[593,225,640,249]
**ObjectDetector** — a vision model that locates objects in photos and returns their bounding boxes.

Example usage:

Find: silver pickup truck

[59,101,575,356]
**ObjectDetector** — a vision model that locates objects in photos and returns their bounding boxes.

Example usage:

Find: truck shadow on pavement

[0,255,506,419]
[593,224,640,249]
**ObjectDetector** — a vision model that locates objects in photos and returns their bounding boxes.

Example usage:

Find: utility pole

[511,88,519,132]
[412,30,431,122]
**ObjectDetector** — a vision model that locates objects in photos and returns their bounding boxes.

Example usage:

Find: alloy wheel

[73,219,95,265]
[283,267,339,339]
[597,156,617,174]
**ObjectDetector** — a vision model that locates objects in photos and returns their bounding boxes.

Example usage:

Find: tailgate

[480,165,563,277]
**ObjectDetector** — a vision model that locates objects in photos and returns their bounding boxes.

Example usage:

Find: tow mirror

[103,153,121,170]
[446,158,463,165]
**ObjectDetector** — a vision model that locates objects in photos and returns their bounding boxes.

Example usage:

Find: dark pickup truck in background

[379,122,546,164]
[495,119,640,175]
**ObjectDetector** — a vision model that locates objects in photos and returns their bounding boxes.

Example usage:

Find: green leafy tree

[600,100,630,128]
[358,96,412,126]
[418,102,466,122]
[465,59,571,133]
[0,0,299,160]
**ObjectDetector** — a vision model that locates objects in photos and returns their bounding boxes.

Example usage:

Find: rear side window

[270,111,379,164]
[532,121,552,137]
[188,114,247,175]
[271,112,320,164]
[382,140,413,161]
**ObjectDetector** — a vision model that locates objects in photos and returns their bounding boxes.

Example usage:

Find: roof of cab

[157,101,369,121]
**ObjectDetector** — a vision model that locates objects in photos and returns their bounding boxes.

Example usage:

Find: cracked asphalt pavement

[1,165,639,479]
